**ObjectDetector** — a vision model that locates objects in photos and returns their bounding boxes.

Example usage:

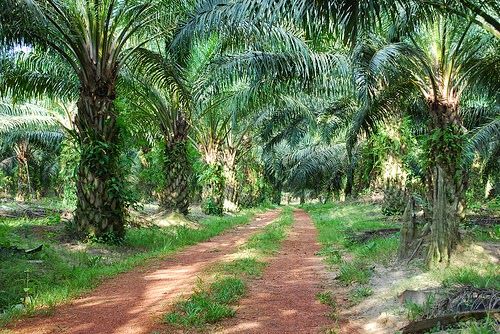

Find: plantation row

[0,0,498,269]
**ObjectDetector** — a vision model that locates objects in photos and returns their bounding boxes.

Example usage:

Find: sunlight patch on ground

[220,321,262,333]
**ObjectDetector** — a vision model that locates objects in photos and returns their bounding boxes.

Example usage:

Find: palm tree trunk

[15,141,30,201]
[426,102,465,267]
[74,81,125,240]
[299,190,306,204]
[271,184,282,205]
[223,149,239,212]
[160,115,190,215]
[201,146,224,215]
[345,150,354,197]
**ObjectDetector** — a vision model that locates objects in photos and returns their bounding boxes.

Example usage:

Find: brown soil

[211,209,334,334]
[5,210,280,334]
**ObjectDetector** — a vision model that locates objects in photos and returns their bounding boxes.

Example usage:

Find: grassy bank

[0,206,271,325]
[304,202,399,288]
[305,201,499,333]
[165,207,294,328]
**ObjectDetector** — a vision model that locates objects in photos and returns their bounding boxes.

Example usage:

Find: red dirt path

[211,209,333,334]
[5,210,280,334]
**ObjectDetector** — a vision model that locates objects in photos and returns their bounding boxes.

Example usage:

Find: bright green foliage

[442,266,500,290]
[455,317,498,334]
[200,162,225,215]
[338,262,372,285]
[422,126,465,171]
[245,208,294,254]
[57,139,79,207]
[210,277,246,304]
[0,0,497,297]
[349,286,373,304]
[316,291,337,308]
[404,296,436,322]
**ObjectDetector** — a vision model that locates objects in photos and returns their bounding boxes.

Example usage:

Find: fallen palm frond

[401,286,500,333]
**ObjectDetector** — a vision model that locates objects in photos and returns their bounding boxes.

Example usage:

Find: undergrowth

[442,265,500,290]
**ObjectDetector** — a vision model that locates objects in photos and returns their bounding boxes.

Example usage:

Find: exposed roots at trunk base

[398,161,464,267]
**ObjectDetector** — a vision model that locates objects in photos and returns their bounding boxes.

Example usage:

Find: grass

[442,265,500,290]
[338,261,372,284]
[219,258,267,277]
[455,317,498,334]
[316,291,336,308]
[316,290,338,320]
[403,294,436,321]
[470,224,500,242]
[304,202,399,286]
[305,201,499,333]
[0,207,269,325]
[349,286,373,305]
[414,316,498,333]
[165,277,245,327]
[164,207,294,328]
[244,211,293,254]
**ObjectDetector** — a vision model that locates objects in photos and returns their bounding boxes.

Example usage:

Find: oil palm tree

[124,23,238,214]
[0,99,66,200]
[399,17,498,266]
[257,83,353,201]
[347,15,499,265]
[193,80,257,214]
[1,0,160,239]
[132,12,330,214]
[124,42,206,214]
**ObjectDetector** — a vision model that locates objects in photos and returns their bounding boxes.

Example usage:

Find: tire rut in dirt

[7,210,281,334]
[214,209,332,334]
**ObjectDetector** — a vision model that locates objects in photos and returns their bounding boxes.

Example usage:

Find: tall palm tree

[123,55,194,214]
[348,15,499,265]
[135,12,330,214]
[401,17,498,266]
[125,29,225,214]
[0,99,66,199]
[1,0,159,239]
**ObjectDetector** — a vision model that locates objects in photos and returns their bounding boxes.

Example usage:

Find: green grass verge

[303,202,399,305]
[305,201,499,332]
[349,286,373,305]
[315,290,338,321]
[0,207,268,325]
[442,265,500,290]
[165,207,294,328]
[469,224,500,242]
